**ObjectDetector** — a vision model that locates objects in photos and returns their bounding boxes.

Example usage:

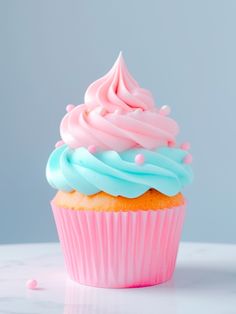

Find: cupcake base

[52,202,185,288]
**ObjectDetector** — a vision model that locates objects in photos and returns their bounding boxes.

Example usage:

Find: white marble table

[0,242,235,314]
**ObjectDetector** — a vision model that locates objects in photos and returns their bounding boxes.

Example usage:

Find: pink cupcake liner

[52,202,185,288]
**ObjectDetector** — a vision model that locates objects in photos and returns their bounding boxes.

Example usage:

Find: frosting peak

[60,53,179,151]
[84,52,155,112]
[47,53,193,198]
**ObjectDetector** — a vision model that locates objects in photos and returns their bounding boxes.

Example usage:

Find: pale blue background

[0,0,235,244]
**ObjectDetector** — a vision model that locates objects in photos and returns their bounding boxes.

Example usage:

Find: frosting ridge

[47,53,193,198]
[84,52,155,112]
[46,145,193,198]
[60,53,179,151]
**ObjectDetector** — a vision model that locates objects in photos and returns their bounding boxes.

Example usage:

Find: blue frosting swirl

[46,145,193,198]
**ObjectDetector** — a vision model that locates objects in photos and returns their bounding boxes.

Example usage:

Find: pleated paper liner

[52,202,185,288]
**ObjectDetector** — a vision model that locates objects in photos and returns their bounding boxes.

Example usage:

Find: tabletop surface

[0,242,235,314]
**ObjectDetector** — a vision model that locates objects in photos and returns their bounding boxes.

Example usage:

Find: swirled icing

[47,53,193,197]
[46,145,193,198]
[60,53,179,151]
[84,52,155,112]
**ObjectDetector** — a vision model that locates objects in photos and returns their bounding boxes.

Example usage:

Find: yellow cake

[54,189,185,212]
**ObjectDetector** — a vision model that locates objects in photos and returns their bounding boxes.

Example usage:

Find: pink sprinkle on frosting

[180,142,191,150]
[55,140,64,148]
[135,154,145,165]
[66,104,75,112]
[88,145,97,154]
[183,154,193,164]
[168,141,175,148]
[159,105,171,116]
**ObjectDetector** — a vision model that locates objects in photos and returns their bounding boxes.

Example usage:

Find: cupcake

[46,52,193,288]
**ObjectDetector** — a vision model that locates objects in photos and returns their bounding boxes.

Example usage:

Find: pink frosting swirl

[60,53,179,152]
[84,52,155,112]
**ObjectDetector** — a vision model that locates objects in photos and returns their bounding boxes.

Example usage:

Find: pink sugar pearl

[180,142,191,150]
[135,154,145,165]
[66,104,75,112]
[168,140,175,148]
[26,279,38,290]
[55,140,64,148]
[159,105,171,116]
[88,145,97,154]
[183,154,193,164]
